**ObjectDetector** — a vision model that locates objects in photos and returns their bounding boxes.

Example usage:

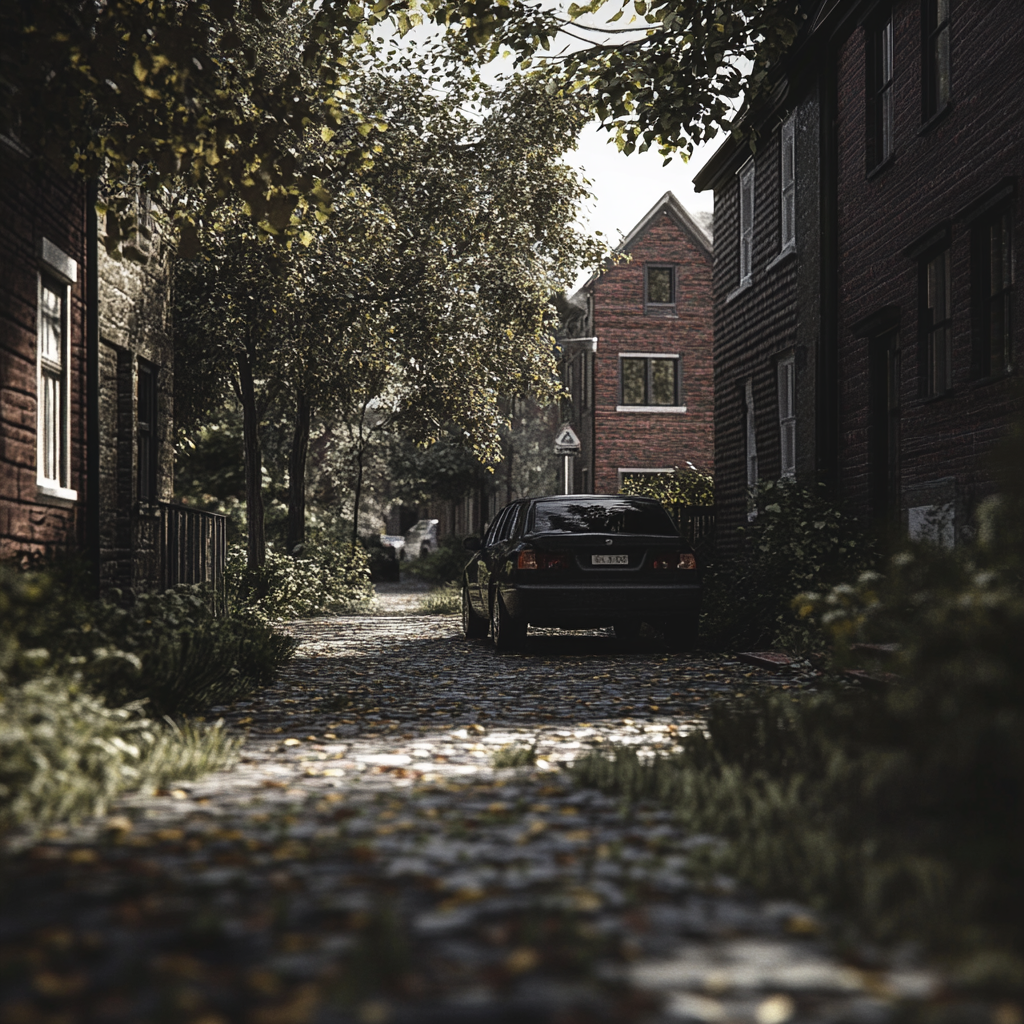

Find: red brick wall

[836,0,1024,531]
[589,207,714,495]
[0,143,88,559]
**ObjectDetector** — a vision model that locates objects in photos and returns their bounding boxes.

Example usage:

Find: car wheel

[663,614,700,651]
[462,584,489,639]
[491,591,526,651]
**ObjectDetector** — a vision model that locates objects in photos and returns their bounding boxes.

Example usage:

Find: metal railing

[666,505,717,563]
[159,501,228,613]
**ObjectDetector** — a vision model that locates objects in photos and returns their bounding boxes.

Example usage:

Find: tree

[4,0,804,250]
[174,66,607,567]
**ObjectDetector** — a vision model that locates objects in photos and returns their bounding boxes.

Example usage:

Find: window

[137,360,158,503]
[866,12,895,169]
[922,0,951,121]
[744,379,758,492]
[973,207,1014,378]
[38,277,67,491]
[583,350,593,410]
[922,247,952,395]
[619,354,681,410]
[646,265,675,306]
[739,160,755,285]
[777,355,796,478]
[780,114,796,251]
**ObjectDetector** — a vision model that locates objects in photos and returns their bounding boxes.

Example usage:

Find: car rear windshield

[529,499,677,536]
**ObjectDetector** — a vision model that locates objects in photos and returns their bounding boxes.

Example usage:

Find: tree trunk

[237,348,266,570]
[350,441,365,551]
[287,389,312,555]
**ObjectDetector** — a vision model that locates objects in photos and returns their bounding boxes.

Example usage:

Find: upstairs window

[646,266,674,304]
[922,246,952,395]
[780,114,796,251]
[738,159,755,286]
[137,360,158,503]
[866,12,895,170]
[922,0,951,121]
[777,355,796,478]
[620,355,680,409]
[973,207,1014,378]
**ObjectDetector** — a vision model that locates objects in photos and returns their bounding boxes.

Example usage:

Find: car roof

[528,494,661,504]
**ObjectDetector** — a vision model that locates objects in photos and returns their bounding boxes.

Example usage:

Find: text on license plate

[592,554,629,565]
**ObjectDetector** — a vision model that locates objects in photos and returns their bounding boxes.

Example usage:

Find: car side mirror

[463,536,483,551]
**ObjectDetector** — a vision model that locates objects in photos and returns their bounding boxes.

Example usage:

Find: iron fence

[159,501,228,613]
[666,505,716,563]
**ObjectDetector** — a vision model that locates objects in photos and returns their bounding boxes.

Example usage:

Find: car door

[468,508,506,611]
[476,504,517,609]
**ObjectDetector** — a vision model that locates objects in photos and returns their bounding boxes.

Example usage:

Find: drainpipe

[85,181,101,593]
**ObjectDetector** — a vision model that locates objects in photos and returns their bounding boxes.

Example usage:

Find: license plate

[591,554,629,565]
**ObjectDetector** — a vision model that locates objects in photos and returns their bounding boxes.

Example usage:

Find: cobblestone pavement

[0,614,941,1024]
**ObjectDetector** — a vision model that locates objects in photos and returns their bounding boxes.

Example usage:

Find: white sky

[566,122,717,250]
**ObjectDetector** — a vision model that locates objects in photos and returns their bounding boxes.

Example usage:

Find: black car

[461,495,701,650]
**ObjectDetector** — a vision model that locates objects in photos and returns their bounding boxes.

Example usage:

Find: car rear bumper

[503,581,700,627]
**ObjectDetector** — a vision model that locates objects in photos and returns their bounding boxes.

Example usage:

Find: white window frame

[780,113,796,253]
[777,354,796,478]
[745,378,759,497]
[36,238,78,503]
[738,159,755,287]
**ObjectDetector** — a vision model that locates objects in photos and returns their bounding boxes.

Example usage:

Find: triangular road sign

[554,424,581,453]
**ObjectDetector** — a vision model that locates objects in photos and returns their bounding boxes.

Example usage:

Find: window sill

[919,101,953,136]
[915,389,954,406]
[969,369,1015,389]
[36,482,78,507]
[766,244,796,272]
[726,279,752,304]
[616,405,688,414]
[866,152,895,180]
[645,305,678,318]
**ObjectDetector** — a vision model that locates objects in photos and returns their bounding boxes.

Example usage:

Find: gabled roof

[571,190,713,301]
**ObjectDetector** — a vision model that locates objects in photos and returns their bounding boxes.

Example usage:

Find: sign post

[553,424,581,495]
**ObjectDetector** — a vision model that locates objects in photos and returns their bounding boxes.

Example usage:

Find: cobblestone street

[0,610,939,1024]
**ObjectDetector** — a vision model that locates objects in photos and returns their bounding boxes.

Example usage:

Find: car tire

[462,584,489,639]
[491,591,526,651]
[663,614,700,651]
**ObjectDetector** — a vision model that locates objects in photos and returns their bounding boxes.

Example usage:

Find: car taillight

[517,549,569,569]
[652,551,697,570]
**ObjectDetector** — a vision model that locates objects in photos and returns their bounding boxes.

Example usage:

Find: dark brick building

[0,136,90,560]
[1,131,189,595]
[696,0,1022,551]
[560,191,715,496]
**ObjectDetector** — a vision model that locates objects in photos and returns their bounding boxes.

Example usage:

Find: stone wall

[96,204,175,595]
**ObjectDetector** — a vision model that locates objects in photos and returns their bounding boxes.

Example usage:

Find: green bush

[405,536,470,586]
[227,542,375,619]
[699,478,877,652]
[575,426,1024,984]
[0,565,254,830]
[620,466,715,506]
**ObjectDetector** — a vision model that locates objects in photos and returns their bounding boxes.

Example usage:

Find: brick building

[695,0,1022,551]
[1,130,205,595]
[0,136,90,560]
[559,191,715,496]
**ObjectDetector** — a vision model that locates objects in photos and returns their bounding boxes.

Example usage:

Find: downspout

[86,181,101,593]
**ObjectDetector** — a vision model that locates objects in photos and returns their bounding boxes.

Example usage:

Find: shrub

[227,542,375,619]
[0,566,250,830]
[699,478,877,653]
[405,536,470,586]
[620,466,715,507]
[575,425,1024,983]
